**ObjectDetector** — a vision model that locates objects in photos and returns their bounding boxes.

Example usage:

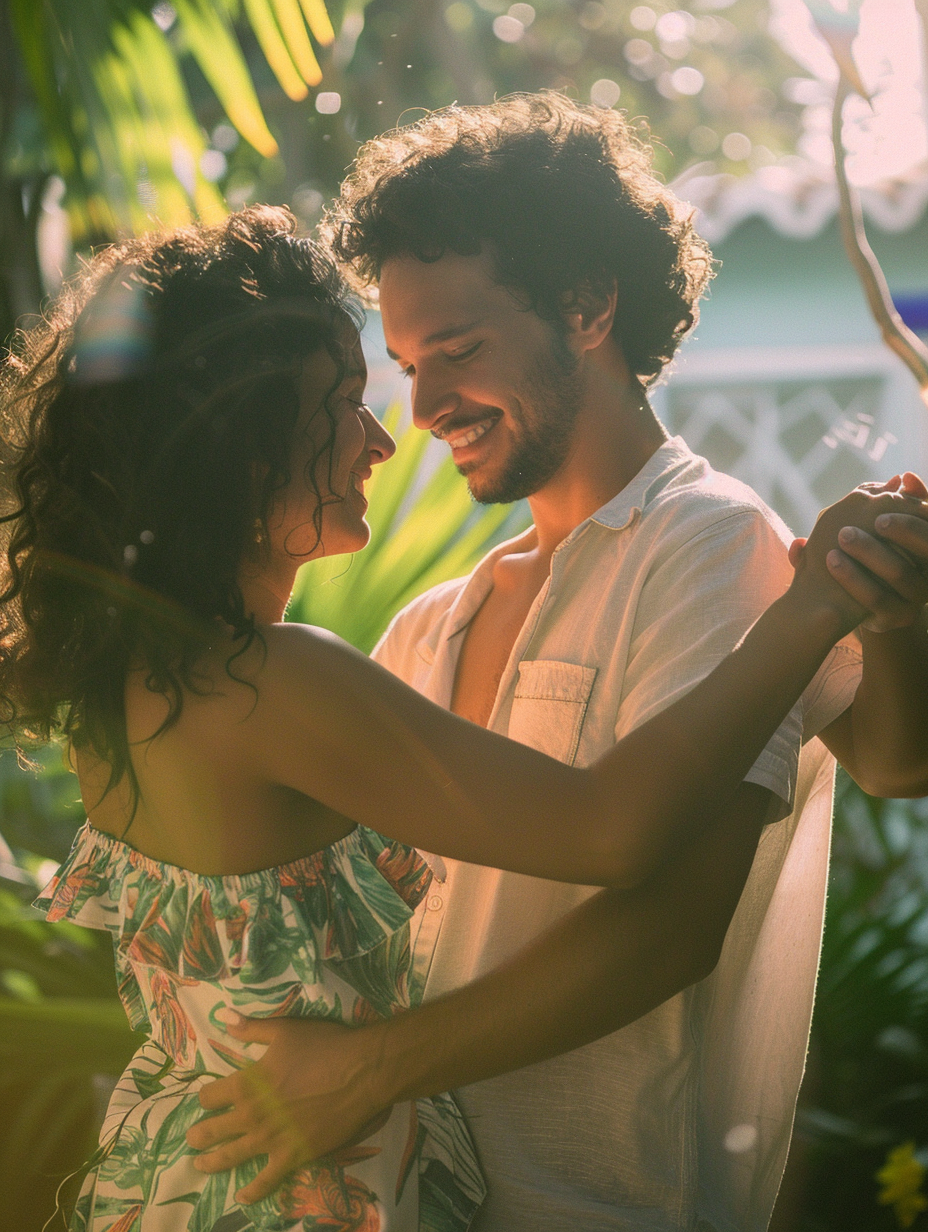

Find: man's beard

[462,331,583,505]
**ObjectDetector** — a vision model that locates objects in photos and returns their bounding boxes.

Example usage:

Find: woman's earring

[253,517,266,547]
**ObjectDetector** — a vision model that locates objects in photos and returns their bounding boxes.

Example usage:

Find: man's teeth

[447,420,494,449]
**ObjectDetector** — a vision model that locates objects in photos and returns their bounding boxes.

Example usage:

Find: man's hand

[185,1014,392,1205]
[788,474,928,633]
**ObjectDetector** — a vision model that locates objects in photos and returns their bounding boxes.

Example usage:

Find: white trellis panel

[652,345,928,534]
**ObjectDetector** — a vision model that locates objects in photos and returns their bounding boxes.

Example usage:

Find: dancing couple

[10,95,928,1232]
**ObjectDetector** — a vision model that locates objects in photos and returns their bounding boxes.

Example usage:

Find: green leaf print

[186,1168,234,1232]
[131,1052,175,1099]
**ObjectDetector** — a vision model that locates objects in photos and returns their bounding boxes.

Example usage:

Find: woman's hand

[185,1014,393,1205]
[788,474,928,634]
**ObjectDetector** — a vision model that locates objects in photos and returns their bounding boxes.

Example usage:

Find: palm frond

[10,0,337,239]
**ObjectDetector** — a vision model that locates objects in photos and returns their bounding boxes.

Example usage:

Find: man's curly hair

[324,92,714,382]
[0,206,360,807]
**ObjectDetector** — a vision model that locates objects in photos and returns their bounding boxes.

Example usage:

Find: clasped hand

[789,472,928,633]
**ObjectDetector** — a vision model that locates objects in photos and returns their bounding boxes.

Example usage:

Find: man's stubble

[461,329,583,506]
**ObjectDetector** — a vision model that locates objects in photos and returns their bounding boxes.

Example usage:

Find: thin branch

[831,78,928,403]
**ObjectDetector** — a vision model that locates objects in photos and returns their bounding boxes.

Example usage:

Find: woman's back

[82,628,358,875]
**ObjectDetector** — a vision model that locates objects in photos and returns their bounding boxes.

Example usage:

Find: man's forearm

[372,784,767,1107]
[829,619,928,796]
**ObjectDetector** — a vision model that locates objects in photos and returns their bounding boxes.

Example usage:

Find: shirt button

[427,894,443,912]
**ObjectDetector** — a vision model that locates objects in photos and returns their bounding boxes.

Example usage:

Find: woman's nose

[363,406,396,465]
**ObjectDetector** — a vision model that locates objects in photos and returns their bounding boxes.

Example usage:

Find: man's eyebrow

[386,320,483,361]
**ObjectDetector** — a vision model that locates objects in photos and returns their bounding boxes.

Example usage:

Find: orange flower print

[375,844,429,905]
[352,997,380,1027]
[44,859,98,920]
[278,1163,383,1230]
[265,983,308,1019]
[127,896,176,969]
[103,1204,142,1232]
[223,900,250,965]
[148,969,197,1067]
[279,857,323,890]
[181,893,226,979]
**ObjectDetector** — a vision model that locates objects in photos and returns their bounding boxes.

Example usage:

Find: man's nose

[411,369,458,433]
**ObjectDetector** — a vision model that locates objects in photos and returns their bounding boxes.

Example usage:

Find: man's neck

[528,383,668,559]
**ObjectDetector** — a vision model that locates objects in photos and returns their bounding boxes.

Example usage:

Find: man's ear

[562,281,618,355]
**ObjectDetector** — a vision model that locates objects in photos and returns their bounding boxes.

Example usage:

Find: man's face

[379,251,583,504]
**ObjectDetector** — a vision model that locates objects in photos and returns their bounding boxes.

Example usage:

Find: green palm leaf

[10,0,337,239]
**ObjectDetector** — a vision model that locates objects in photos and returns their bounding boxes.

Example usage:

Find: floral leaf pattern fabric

[35,823,485,1231]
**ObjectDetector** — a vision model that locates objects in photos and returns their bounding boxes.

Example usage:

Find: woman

[0,206,905,1231]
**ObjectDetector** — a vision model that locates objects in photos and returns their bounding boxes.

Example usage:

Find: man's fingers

[826,550,912,631]
[235,1152,301,1206]
[193,1133,269,1176]
[198,1072,241,1111]
[837,527,928,605]
[788,537,807,569]
[223,1016,283,1046]
[187,1106,252,1152]
[875,512,928,565]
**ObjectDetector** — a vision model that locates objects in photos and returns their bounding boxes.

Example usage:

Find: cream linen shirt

[373,437,863,1232]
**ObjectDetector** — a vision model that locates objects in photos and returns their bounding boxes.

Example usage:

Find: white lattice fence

[653,345,927,534]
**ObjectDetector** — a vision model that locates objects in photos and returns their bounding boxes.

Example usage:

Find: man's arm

[187,782,770,1203]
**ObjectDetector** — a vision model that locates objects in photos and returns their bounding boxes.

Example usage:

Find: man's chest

[450,579,547,727]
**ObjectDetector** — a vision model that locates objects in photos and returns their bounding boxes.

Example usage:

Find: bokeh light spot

[493,14,524,41]
[590,78,621,108]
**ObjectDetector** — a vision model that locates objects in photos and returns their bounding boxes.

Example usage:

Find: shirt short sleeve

[615,506,800,816]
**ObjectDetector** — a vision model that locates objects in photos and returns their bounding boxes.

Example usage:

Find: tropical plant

[792,773,928,1231]
[0,0,337,345]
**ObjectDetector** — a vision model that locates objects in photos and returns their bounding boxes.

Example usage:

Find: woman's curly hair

[0,205,361,802]
[324,92,714,382]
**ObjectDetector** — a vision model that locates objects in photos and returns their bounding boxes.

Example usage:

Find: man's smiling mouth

[438,418,498,451]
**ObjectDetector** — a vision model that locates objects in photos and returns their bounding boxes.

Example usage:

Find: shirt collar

[589,435,695,530]
[438,435,696,642]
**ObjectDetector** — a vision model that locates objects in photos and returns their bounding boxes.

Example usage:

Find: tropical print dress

[35,822,485,1232]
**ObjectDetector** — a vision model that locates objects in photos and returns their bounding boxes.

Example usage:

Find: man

[189,95,928,1230]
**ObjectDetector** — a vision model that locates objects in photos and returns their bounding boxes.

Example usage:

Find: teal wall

[686,211,928,352]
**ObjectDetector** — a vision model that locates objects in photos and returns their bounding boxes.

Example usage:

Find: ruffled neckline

[35,820,433,982]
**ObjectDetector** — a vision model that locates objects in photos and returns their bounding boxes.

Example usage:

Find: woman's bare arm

[232,487,923,889]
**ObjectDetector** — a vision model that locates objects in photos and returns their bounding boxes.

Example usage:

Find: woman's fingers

[875,511,928,566]
[901,471,928,498]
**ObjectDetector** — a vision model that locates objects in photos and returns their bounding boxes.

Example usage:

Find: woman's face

[267,341,396,561]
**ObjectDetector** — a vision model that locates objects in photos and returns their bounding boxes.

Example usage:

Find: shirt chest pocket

[508,660,598,766]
